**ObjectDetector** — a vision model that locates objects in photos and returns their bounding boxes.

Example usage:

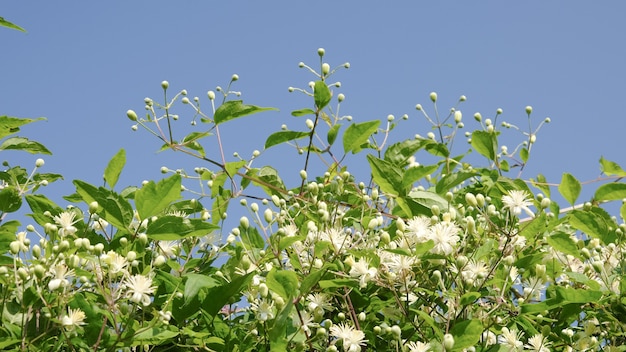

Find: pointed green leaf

[558,173,581,205]
[471,130,497,161]
[367,154,403,196]
[407,190,449,215]
[343,120,380,154]
[146,216,219,240]
[450,319,482,351]
[384,139,428,166]
[135,174,182,219]
[547,232,582,259]
[568,209,613,244]
[520,147,529,163]
[460,292,481,306]
[0,187,21,213]
[402,165,439,189]
[25,194,63,226]
[266,269,299,301]
[327,124,340,146]
[313,81,331,110]
[291,108,315,117]
[435,172,476,195]
[599,156,626,177]
[0,116,45,139]
[269,299,293,352]
[213,100,278,125]
[264,131,310,149]
[621,203,626,223]
[203,272,254,316]
[0,137,52,154]
[0,17,26,32]
[531,174,551,198]
[594,183,626,202]
[104,149,125,189]
[184,273,220,304]
[73,180,134,230]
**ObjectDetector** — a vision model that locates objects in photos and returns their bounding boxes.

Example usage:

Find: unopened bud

[429,92,438,102]
[161,81,169,90]
[317,48,325,57]
[126,110,138,121]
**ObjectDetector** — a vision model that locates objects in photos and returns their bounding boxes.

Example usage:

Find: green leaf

[300,267,327,294]
[269,299,293,352]
[459,292,481,306]
[547,232,582,259]
[471,130,497,161]
[313,81,331,110]
[520,147,529,163]
[318,279,359,289]
[104,149,125,189]
[135,174,182,219]
[0,17,26,32]
[531,174,551,198]
[0,116,45,139]
[291,108,315,117]
[327,124,340,146]
[435,172,476,195]
[264,131,310,149]
[558,173,581,205]
[266,269,299,300]
[407,190,449,213]
[203,273,254,316]
[450,319,482,351]
[594,183,626,202]
[567,209,613,244]
[367,154,403,196]
[146,216,219,240]
[213,100,277,125]
[621,202,626,223]
[0,137,52,154]
[73,180,134,230]
[554,286,602,304]
[132,327,178,344]
[599,156,626,177]
[184,273,220,304]
[25,194,63,226]
[343,120,380,154]
[402,165,439,189]
[0,187,22,213]
[384,139,428,166]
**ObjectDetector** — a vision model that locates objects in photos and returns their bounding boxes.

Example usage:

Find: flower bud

[207,91,216,100]
[443,333,455,351]
[9,241,21,255]
[415,104,422,111]
[35,158,45,168]
[154,255,167,267]
[317,48,325,57]
[474,112,482,122]
[305,119,314,129]
[429,92,438,102]
[454,110,462,123]
[465,193,477,207]
[126,110,138,121]
[525,106,533,115]
[300,170,307,180]
[321,63,330,75]
[89,201,99,214]
[161,80,169,89]
[264,208,273,223]
[240,216,250,229]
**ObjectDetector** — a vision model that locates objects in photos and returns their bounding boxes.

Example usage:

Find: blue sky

[2,2,626,227]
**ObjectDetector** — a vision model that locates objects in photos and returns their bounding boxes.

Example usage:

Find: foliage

[2,49,626,351]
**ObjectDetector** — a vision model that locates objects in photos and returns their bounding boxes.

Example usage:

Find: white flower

[319,228,350,254]
[428,222,460,255]
[461,260,489,284]
[61,308,86,330]
[498,327,523,350]
[348,257,378,288]
[53,211,80,237]
[523,277,546,301]
[155,240,179,258]
[525,333,552,352]
[100,251,129,277]
[48,264,73,291]
[306,292,334,313]
[404,341,431,352]
[124,274,156,306]
[330,323,367,351]
[404,216,431,245]
[250,298,275,321]
[502,190,534,218]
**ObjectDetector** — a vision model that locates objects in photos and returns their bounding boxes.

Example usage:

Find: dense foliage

[2,48,626,351]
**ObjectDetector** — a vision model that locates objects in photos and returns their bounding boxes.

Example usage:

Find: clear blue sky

[2,2,626,226]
